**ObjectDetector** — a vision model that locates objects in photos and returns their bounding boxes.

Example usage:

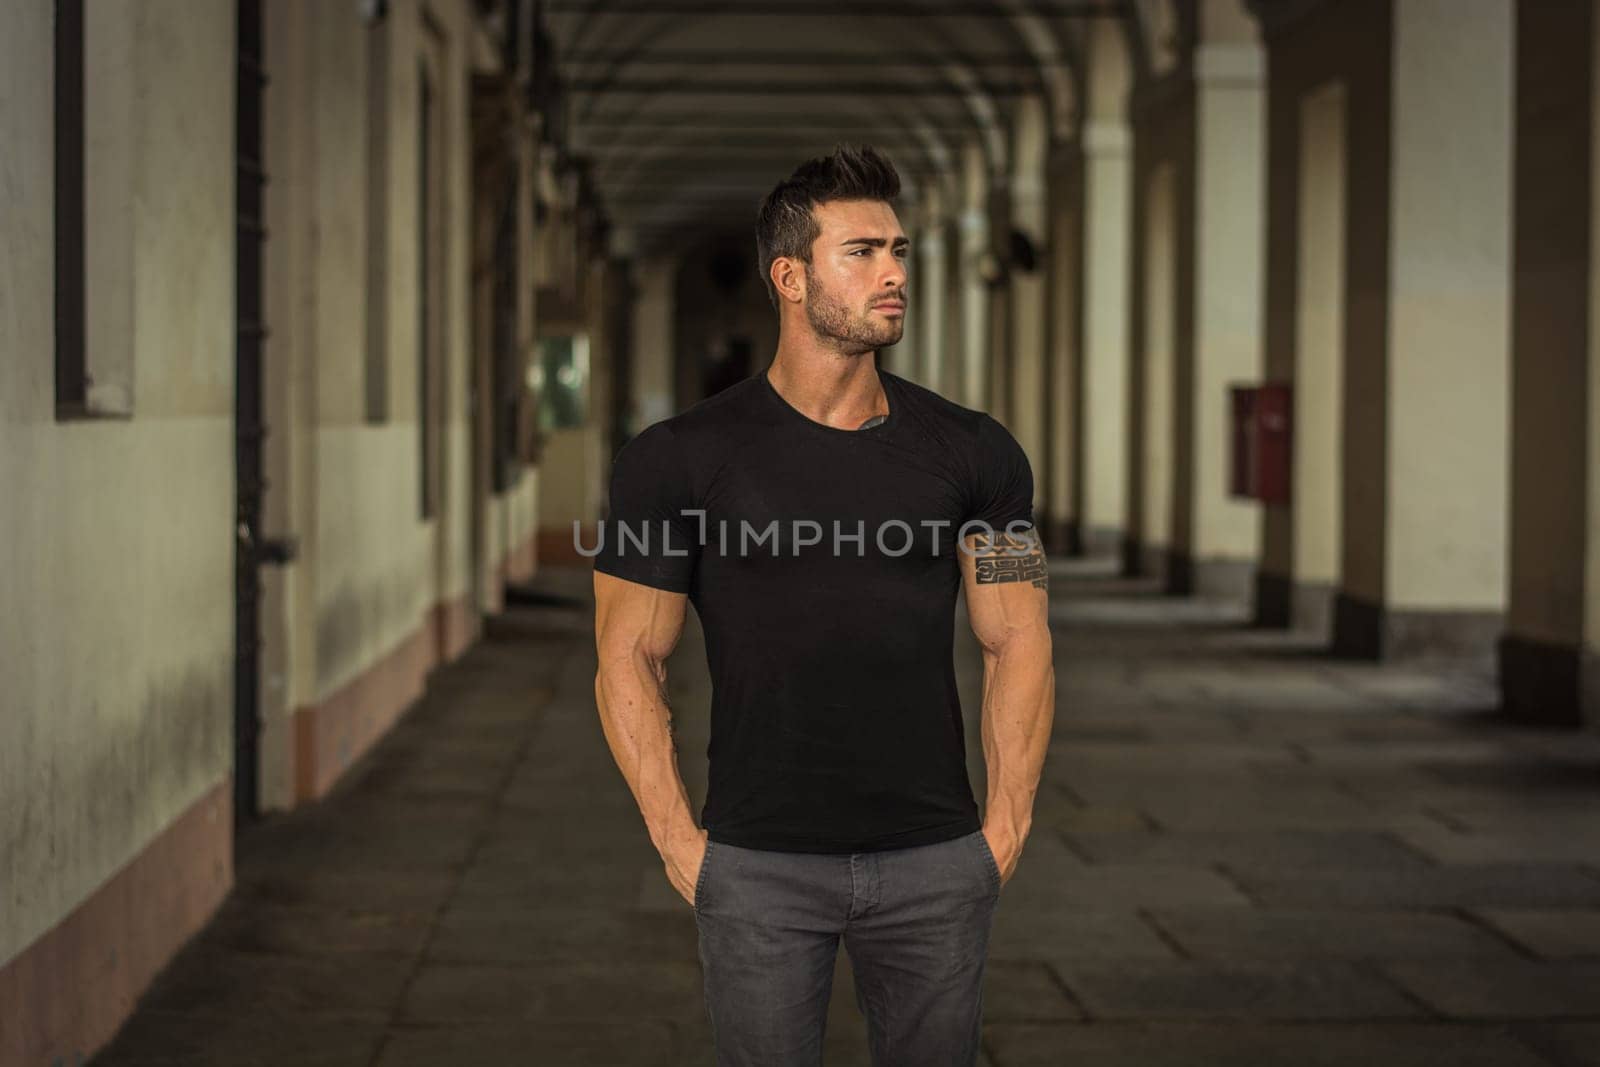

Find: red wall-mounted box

[1228,382,1292,505]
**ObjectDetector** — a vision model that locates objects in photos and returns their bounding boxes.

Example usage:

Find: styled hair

[755,143,902,311]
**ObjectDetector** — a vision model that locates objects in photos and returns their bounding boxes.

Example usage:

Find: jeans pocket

[692,839,715,914]
[974,831,1002,897]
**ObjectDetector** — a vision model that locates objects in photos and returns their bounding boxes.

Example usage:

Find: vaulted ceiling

[541,1,1128,255]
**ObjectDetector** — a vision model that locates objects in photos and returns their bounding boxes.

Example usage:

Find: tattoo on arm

[970,529,1048,589]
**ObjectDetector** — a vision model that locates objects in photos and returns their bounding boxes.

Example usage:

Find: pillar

[1339,0,1511,661]
[1185,25,1265,602]
[1081,119,1133,554]
[1503,0,1592,727]
[1045,140,1085,555]
[1009,93,1050,523]
[958,140,990,410]
[1256,0,1511,664]
[917,183,950,394]
[1292,80,1347,637]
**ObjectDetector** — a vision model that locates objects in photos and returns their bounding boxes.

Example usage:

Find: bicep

[594,570,690,667]
[959,528,1051,653]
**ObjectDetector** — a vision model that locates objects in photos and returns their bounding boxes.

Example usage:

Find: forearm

[979,627,1055,844]
[594,651,700,854]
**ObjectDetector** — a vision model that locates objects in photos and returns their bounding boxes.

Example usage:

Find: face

[796,199,909,355]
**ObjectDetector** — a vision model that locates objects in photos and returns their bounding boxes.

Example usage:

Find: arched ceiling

[540,0,1119,256]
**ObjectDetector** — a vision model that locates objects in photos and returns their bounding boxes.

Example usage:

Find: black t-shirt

[592,367,1035,853]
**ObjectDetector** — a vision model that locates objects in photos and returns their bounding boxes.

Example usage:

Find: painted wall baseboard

[0,780,232,1066]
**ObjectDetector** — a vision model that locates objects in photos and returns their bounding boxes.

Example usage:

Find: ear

[771,256,806,305]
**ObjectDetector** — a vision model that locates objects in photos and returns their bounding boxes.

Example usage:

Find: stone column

[629,253,676,426]
[1187,38,1265,602]
[1292,81,1347,637]
[1334,0,1512,662]
[917,185,950,396]
[959,141,990,410]
[1081,117,1133,554]
[1503,0,1593,726]
[1137,159,1179,581]
[1255,0,1510,665]
[1009,93,1050,517]
[1045,141,1085,555]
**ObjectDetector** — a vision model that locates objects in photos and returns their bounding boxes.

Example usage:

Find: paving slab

[1396,824,1600,866]
[983,1021,1554,1067]
[450,858,660,910]
[1223,864,1600,911]
[995,862,1255,911]
[427,905,701,965]
[1063,828,1433,871]
[1049,959,1426,1021]
[980,961,1087,1021]
[374,1020,679,1067]
[987,908,1182,964]
[1043,801,1157,834]
[132,944,415,1021]
[1508,1021,1600,1067]
[1471,910,1600,960]
[1145,908,1522,964]
[1381,959,1600,1019]
[198,898,435,958]
[92,1014,387,1066]
[90,563,1600,1066]
[400,960,706,1023]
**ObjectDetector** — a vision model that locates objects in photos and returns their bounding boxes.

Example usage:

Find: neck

[766,340,889,431]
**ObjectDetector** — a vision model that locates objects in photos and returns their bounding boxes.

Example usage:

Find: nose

[882,256,907,294]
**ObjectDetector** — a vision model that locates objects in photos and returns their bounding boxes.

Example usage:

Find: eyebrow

[840,236,911,249]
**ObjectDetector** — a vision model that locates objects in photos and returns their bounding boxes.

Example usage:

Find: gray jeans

[691,828,1003,1066]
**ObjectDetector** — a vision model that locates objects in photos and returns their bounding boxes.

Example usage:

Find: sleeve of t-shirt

[591,421,700,594]
[964,413,1036,533]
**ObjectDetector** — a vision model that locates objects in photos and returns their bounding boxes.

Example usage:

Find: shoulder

[648,373,767,446]
[882,370,1008,459]
[881,370,988,438]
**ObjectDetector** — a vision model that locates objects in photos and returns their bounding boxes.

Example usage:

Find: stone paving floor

[92,557,1600,1066]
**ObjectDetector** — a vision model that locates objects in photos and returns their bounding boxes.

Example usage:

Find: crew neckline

[760,366,896,436]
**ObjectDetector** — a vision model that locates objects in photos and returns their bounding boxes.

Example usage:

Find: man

[591,143,1054,1066]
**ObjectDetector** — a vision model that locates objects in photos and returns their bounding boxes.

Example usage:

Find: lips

[874,302,905,312]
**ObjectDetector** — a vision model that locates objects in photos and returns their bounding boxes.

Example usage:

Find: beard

[804,267,904,355]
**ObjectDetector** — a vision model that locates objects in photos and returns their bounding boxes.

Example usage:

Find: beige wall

[258,0,531,805]
[1293,81,1347,596]
[1190,37,1265,582]
[1384,0,1512,612]
[0,0,235,966]
[1082,19,1133,541]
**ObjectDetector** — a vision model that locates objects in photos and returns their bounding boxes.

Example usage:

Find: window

[364,18,390,423]
[54,0,87,415]
[55,0,135,420]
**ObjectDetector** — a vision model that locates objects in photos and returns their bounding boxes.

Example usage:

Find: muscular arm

[593,569,705,902]
[960,527,1055,886]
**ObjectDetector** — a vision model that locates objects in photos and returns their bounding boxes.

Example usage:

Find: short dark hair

[755,143,902,311]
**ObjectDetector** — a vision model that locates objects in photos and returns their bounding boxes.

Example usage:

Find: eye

[851,248,871,256]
